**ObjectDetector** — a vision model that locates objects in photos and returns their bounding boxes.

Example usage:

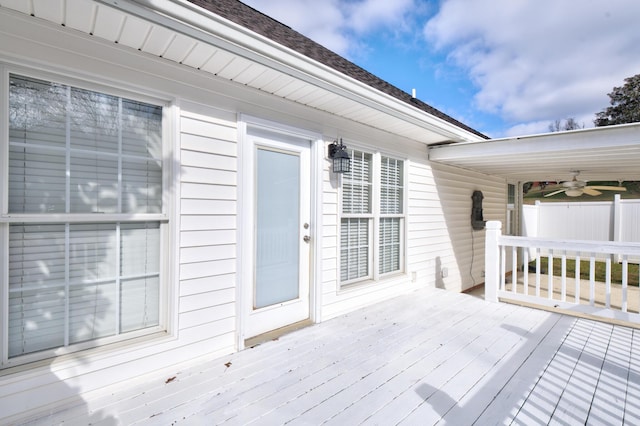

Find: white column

[485,221,502,303]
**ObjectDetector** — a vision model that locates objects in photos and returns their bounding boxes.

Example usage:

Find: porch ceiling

[0,0,483,145]
[428,122,640,183]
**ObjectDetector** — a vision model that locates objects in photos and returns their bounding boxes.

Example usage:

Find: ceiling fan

[544,171,627,197]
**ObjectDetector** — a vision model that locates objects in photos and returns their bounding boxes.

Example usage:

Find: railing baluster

[575,254,581,304]
[535,248,541,297]
[548,252,554,300]
[561,251,567,302]
[605,257,611,309]
[589,253,596,306]
[500,244,506,291]
[622,255,628,313]
[523,249,529,295]
[512,246,517,294]
[484,221,500,303]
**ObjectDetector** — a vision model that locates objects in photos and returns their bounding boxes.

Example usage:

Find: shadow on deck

[20,288,640,425]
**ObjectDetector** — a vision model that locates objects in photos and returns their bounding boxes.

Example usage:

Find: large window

[340,148,404,285]
[3,74,166,363]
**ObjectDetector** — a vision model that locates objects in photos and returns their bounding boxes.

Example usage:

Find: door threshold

[244,319,314,348]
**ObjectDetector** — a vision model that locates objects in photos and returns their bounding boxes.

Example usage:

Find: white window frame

[0,66,173,368]
[339,145,406,287]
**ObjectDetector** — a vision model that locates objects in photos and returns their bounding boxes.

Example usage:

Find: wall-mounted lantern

[328,138,351,173]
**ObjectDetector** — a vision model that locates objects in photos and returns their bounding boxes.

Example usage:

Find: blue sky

[243,0,640,138]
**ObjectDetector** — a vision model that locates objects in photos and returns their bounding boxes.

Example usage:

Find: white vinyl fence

[523,195,640,262]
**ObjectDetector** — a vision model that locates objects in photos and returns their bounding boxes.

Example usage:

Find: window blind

[379,218,401,274]
[380,156,403,215]
[6,74,163,359]
[9,75,162,215]
[340,218,370,281]
[379,157,403,274]
[120,222,161,332]
[340,150,372,282]
[8,224,66,357]
[342,150,372,214]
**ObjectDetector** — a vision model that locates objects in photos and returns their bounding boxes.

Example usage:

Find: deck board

[622,330,640,425]
[588,325,630,425]
[551,320,609,424]
[351,301,515,425]
[17,287,640,425]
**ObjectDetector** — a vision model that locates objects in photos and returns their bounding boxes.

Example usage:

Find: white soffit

[429,123,640,183]
[0,0,484,145]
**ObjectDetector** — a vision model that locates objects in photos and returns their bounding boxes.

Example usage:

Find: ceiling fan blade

[585,186,627,191]
[544,189,566,197]
[525,185,562,196]
[583,188,602,196]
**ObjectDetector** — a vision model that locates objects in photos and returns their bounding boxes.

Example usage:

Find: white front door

[244,130,311,339]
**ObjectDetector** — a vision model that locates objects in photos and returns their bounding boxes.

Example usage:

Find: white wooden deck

[20,288,640,425]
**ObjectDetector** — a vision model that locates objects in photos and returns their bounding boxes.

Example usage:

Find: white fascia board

[429,122,640,161]
[97,0,482,143]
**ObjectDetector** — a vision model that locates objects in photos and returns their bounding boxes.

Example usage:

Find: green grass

[532,257,639,287]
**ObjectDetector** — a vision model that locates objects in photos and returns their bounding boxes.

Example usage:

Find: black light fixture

[328,138,351,173]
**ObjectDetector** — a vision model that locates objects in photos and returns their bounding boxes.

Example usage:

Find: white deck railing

[485,221,640,324]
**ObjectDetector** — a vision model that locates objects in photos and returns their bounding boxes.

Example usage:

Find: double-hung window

[2,73,167,364]
[340,148,404,285]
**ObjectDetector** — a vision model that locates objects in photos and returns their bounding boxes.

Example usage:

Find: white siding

[409,161,505,293]
[178,107,238,346]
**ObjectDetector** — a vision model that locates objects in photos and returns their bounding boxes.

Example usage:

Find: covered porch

[19,287,640,425]
[430,122,640,326]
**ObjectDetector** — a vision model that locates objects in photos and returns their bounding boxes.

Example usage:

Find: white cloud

[345,0,416,35]
[242,0,418,56]
[243,0,350,54]
[424,0,640,130]
[501,112,592,138]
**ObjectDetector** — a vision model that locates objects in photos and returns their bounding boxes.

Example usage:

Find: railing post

[485,220,502,303]
[613,194,622,263]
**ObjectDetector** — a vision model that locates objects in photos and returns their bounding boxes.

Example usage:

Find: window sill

[338,272,408,294]
[0,329,174,378]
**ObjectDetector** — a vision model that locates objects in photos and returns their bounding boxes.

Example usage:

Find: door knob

[303,235,311,243]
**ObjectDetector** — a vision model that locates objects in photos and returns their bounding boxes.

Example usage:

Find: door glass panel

[255,148,300,309]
